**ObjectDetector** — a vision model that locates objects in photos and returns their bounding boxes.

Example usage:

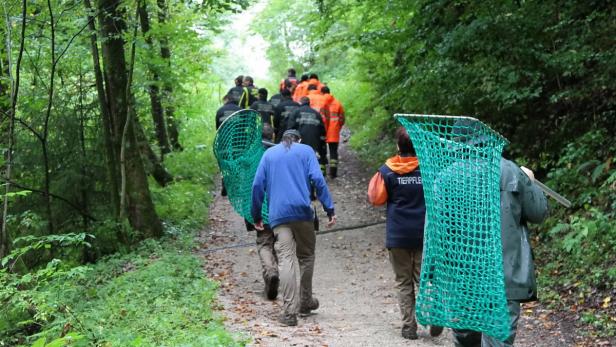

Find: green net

[213,109,267,224]
[396,114,510,341]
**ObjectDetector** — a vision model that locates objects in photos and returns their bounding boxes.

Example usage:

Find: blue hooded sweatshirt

[251,142,334,228]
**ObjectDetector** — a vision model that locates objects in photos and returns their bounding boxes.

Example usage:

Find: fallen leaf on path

[602,296,611,308]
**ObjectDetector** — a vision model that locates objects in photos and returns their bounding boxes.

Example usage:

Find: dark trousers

[327,142,339,177]
[327,142,339,162]
[316,145,328,175]
[452,300,521,347]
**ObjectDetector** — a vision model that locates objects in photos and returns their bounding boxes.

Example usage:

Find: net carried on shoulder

[213,109,268,224]
[396,114,510,341]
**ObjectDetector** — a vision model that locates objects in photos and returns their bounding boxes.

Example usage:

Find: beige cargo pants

[256,228,278,282]
[273,221,316,316]
[388,248,422,332]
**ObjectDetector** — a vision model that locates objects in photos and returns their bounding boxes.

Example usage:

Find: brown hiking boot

[401,326,418,340]
[264,275,279,300]
[430,325,444,337]
[278,313,297,326]
[299,297,319,315]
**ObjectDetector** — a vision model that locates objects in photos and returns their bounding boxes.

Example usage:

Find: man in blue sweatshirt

[251,129,336,327]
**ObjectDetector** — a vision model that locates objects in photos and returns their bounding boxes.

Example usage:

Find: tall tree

[97,0,162,238]
[156,0,182,151]
[138,1,171,156]
[83,0,120,216]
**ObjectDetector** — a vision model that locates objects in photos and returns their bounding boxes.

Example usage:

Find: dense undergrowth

[0,85,244,346]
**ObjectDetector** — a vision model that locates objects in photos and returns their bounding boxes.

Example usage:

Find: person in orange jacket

[306,85,331,124]
[321,86,344,178]
[279,68,298,94]
[293,74,309,102]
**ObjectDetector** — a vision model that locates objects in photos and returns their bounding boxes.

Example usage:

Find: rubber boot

[329,159,338,178]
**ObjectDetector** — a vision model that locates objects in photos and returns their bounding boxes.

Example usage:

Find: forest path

[196,138,574,346]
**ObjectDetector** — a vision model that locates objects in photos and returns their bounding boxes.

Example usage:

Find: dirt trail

[197,140,574,346]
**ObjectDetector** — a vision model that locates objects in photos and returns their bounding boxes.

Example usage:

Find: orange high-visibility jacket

[293,81,309,102]
[326,96,345,143]
[307,90,331,125]
[307,78,325,91]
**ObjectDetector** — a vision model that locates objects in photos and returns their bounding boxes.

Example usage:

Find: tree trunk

[42,0,55,234]
[78,69,90,230]
[156,0,182,151]
[84,0,120,216]
[0,14,12,259]
[138,1,171,156]
[133,116,173,186]
[97,0,162,238]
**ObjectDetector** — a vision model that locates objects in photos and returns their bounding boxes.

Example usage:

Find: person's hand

[520,166,535,182]
[254,220,264,231]
[326,214,336,227]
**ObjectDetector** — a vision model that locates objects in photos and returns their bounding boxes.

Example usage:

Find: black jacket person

[287,96,327,173]
[215,94,240,196]
[227,75,244,105]
[238,76,258,109]
[274,88,299,142]
[216,94,241,129]
[251,88,275,132]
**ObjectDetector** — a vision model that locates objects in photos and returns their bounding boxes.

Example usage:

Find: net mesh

[213,109,267,224]
[396,114,510,341]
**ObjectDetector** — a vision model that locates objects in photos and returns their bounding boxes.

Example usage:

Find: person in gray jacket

[453,157,549,347]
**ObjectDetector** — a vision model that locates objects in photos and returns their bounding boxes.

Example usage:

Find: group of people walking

[216,68,345,179]
[215,70,549,347]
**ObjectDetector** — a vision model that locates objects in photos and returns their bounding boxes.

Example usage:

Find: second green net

[396,114,510,341]
[213,109,268,224]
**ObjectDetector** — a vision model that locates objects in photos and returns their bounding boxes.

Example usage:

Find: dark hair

[283,78,293,89]
[243,76,254,84]
[234,75,244,86]
[258,88,268,99]
[321,86,330,94]
[281,88,291,97]
[282,129,301,148]
[300,74,309,82]
[288,68,296,76]
[309,73,318,80]
[396,127,414,155]
[307,84,317,91]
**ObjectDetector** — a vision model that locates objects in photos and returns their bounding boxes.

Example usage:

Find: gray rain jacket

[499,158,549,302]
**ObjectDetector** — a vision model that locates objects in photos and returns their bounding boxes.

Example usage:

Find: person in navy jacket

[368,127,443,340]
[251,129,336,327]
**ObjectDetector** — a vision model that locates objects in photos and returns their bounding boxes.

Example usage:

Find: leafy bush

[535,129,615,338]
[1,238,244,346]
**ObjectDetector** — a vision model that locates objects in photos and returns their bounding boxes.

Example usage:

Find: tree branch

[1,178,97,222]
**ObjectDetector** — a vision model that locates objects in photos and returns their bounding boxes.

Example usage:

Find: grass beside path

[1,85,245,346]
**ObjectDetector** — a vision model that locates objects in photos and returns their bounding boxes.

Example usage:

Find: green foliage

[535,130,615,338]
[1,233,92,268]
[1,239,244,346]
[31,333,83,347]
